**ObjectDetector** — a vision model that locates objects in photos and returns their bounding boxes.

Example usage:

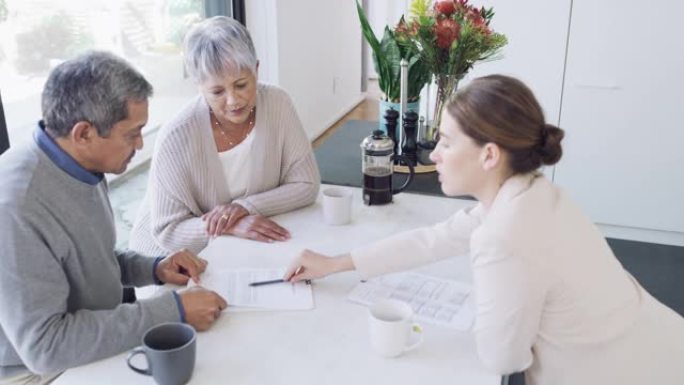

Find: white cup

[322,187,352,225]
[368,299,423,358]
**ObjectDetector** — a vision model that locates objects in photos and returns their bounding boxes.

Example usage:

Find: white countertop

[55,185,498,385]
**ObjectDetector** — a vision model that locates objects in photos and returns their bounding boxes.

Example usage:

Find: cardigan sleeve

[233,91,320,216]
[350,204,483,278]
[148,131,210,254]
[469,232,545,375]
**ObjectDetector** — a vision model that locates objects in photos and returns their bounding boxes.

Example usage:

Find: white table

[55,186,498,385]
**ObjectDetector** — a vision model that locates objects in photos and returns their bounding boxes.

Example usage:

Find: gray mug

[127,322,196,385]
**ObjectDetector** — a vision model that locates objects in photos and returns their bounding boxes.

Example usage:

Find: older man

[0,51,227,384]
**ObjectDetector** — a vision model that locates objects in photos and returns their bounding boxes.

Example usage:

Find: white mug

[322,187,352,225]
[368,299,423,358]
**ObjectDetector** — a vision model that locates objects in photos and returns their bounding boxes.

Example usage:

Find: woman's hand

[202,203,249,238]
[226,214,291,243]
[284,249,355,282]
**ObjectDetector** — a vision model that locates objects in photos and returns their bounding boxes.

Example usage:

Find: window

[0,0,206,159]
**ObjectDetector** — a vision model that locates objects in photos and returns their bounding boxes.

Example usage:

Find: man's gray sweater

[0,136,181,378]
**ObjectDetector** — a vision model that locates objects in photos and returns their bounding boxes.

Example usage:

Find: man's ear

[70,121,95,146]
[480,142,502,171]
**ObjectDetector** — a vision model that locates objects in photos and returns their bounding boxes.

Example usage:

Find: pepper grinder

[401,110,419,166]
[383,107,400,158]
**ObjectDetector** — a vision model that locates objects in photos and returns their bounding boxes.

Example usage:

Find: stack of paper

[194,268,314,312]
[348,272,475,330]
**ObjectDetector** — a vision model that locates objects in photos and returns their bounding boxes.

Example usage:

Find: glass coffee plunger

[360,130,415,205]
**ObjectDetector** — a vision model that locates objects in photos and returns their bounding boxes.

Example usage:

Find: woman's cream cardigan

[130,84,320,256]
[351,173,684,385]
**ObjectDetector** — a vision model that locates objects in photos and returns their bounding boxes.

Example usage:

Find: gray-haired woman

[130,16,320,256]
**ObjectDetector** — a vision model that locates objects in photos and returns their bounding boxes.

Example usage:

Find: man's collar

[34,121,104,185]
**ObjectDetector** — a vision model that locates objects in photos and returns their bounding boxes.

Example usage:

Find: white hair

[183,16,257,83]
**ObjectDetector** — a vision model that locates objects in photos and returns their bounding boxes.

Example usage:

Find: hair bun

[538,124,565,165]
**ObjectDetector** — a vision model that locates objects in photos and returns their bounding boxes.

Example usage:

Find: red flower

[434,18,460,49]
[434,0,456,16]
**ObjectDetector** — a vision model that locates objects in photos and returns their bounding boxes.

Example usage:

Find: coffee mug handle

[126,347,152,376]
[404,323,424,352]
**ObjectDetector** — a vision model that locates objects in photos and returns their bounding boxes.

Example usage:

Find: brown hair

[445,74,564,174]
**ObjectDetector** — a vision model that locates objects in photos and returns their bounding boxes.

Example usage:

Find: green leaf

[357,0,433,101]
[356,0,381,53]
[357,0,392,98]
[407,55,428,98]
[381,27,403,101]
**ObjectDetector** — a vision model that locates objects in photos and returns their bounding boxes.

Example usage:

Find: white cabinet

[554,0,684,235]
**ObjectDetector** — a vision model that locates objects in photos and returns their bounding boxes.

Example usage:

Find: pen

[249,279,287,287]
[248,278,312,287]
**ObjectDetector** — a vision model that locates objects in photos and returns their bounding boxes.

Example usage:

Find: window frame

[0,91,8,155]
[205,0,245,24]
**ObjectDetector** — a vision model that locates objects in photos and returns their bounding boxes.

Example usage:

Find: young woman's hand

[284,249,354,282]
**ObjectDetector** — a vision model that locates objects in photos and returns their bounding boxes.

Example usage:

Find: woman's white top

[218,131,254,199]
[350,172,684,385]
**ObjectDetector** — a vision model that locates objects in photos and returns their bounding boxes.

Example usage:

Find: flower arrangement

[396,0,508,137]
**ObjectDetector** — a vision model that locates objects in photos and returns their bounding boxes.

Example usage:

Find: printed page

[194,268,314,312]
[348,272,475,330]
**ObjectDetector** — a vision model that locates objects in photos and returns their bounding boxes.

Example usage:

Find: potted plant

[356,1,432,132]
[400,0,508,140]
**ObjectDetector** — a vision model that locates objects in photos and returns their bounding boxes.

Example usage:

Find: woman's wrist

[330,253,355,274]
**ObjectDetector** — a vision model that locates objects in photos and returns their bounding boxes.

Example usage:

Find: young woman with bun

[285,75,684,385]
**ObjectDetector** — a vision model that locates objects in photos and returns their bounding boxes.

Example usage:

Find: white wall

[246,0,279,85]
[247,1,363,139]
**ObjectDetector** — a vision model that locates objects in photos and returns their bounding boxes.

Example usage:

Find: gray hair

[183,16,257,83]
[41,51,153,138]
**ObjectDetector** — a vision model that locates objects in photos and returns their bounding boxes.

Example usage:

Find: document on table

[348,272,475,330]
[193,268,314,312]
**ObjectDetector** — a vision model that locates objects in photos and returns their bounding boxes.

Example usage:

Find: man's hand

[227,215,291,243]
[178,287,228,331]
[202,203,249,238]
[156,249,208,285]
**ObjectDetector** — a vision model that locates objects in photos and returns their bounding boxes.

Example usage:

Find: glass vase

[428,73,465,141]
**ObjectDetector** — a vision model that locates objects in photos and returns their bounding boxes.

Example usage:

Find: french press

[360,130,415,205]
